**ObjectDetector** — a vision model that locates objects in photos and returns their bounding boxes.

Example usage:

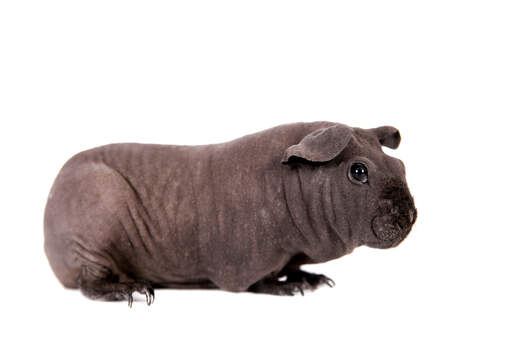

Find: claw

[137,286,155,306]
[144,290,151,305]
[321,276,335,288]
[150,289,155,305]
[127,293,133,308]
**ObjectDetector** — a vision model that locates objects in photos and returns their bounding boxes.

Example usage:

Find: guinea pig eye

[350,163,369,184]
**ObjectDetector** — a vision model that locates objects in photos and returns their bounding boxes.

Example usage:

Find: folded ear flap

[369,126,401,149]
[281,124,353,163]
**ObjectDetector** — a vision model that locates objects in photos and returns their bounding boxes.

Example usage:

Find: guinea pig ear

[369,126,401,149]
[281,124,353,163]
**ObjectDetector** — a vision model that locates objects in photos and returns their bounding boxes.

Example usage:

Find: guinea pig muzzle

[371,179,417,245]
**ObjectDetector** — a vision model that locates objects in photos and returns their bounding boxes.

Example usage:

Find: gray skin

[44,122,417,305]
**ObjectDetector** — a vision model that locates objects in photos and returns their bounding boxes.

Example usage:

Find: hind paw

[80,279,155,307]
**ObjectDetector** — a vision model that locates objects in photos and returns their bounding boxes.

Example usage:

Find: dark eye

[350,163,369,184]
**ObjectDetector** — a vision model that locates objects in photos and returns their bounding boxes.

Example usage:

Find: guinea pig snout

[372,180,417,244]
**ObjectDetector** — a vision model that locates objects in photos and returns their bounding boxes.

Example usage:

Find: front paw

[248,278,306,296]
[286,270,335,291]
[247,271,335,296]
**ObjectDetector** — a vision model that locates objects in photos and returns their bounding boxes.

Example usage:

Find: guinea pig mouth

[371,214,412,243]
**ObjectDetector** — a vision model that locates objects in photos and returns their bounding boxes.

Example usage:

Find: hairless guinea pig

[44,121,417,306]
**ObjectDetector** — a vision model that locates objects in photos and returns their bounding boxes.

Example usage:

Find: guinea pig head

[282,123,417,250]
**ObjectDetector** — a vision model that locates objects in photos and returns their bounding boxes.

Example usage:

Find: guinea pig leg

[78,265,154,307]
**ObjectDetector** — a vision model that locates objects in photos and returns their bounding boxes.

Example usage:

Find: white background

[1,1,511,340]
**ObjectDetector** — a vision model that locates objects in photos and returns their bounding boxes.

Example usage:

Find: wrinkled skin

[44,122,417,305]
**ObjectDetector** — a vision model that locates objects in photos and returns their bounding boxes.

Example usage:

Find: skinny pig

[44,121,417,305]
